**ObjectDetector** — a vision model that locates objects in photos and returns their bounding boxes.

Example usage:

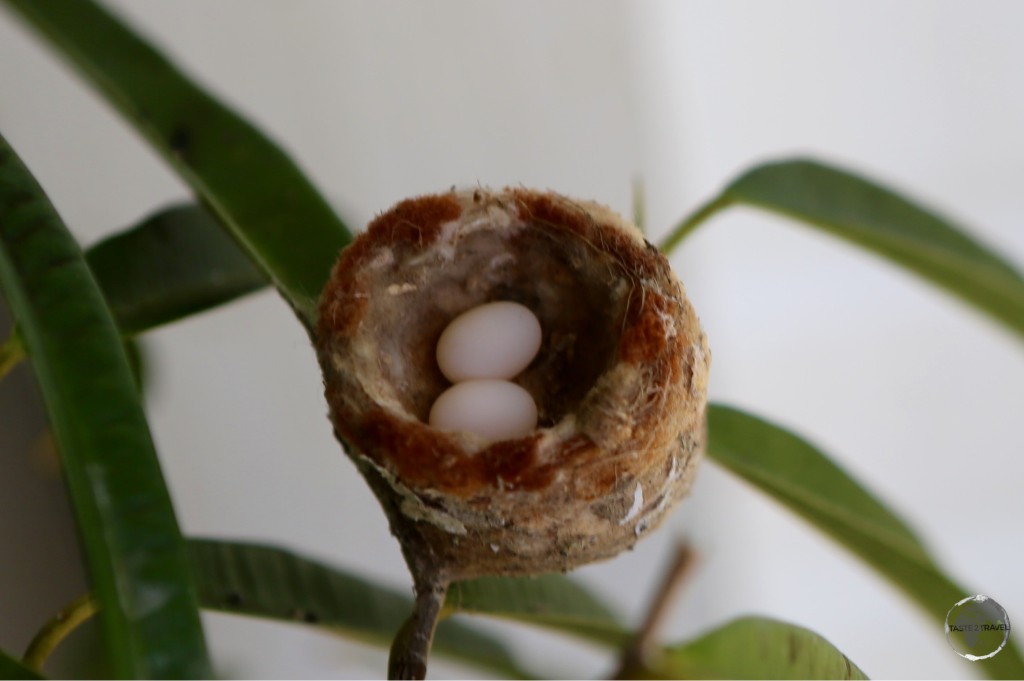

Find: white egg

[428,380,538,443]
[436,301,542,382]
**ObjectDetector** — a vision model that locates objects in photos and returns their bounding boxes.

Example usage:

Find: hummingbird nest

[316,188,710,584]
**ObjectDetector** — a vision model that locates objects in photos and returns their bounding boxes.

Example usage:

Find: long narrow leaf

[5,0,352,328]
[0,649,41,680]
[707,403,1024,679]
[446,574,628,647]
[646,617,867,680]
[0,133,210,678]
[86,204,268,336]
[187,538,529,679]
[661,159,1024,338]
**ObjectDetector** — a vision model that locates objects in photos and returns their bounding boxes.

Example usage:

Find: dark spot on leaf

[5,214,44,245]
[290,608,319,624]
[5,190,36,212]
[170,126,190,159]
[42,253,79,271]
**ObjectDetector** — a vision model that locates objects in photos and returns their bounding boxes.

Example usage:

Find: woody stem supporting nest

[388,579,450,680]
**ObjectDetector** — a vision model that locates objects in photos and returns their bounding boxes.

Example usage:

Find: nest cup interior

[364,220,633,431]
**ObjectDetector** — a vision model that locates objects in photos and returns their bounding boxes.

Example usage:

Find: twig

[23,593,98,673]
[388,579,450,680]
[617,542,698,675]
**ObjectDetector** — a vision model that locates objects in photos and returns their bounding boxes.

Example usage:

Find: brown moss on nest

[316,188,709,581]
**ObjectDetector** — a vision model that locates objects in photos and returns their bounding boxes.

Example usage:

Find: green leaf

[711,404,930,560]
[661,159,1024,338]
[648,616,867,680]
[187,538,530,679]
[5,0,352,329]
[86,204,268,336]
[0,649,42,680]
[0,132,210,678]
[446,574,629,647]
[122,337,147,393]
[707,404,1024,679]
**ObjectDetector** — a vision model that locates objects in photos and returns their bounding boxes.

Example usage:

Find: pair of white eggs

[428,301,542,442]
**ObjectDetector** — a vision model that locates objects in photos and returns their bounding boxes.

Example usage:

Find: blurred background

[1,1,1022,678]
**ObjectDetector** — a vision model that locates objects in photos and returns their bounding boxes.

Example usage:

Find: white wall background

[1,1,1022,678]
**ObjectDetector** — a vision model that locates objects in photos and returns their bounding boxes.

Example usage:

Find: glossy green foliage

[706,404,1024,680]
[187,538,529,678]
[6,2,1021,678]
[4,0,352,328]
[86,204,267,336]
[661,159,1024,338]
[0,135,210,678]
[710,404,928,559]
[650,617,867,680]
[447,574,628,647]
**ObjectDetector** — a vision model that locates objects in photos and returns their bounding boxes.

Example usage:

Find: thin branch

[617,542,698,675]
[23,593,98,673]
[388,580,450,680]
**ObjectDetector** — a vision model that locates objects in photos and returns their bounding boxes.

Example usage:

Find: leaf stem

[658,194,732,255]
[632,177,647,236]
[0,330,25,380]
[23,593,98,673]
